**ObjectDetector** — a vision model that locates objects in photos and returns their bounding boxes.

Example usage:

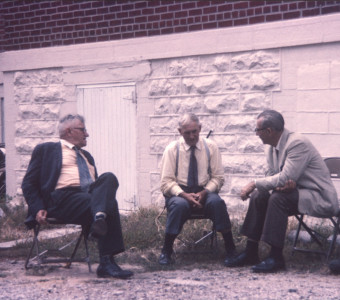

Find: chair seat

[181,211,218,253]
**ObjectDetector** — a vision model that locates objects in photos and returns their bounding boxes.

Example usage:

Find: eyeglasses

[73,127,87,133]
[254,127,267,132]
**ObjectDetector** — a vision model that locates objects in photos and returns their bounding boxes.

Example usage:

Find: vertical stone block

[182,75,221,94]
[171,97,205,114]
[296,113,328,133]
[149,78,181,96]
[297,90,340,112]
[213,135,237,153]
[231,50,279,71]
[251,71,280,91]
[203,94,239,113]
[240,93,271,112]
[216,114,257,133]
[329,113,340,133]
[200,54,230,73]
[168,57,200,76]
[149,116,179,134]
[236,135,264,153]
[297,63,330,90]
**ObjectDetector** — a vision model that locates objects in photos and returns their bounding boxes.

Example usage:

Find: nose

[189,132,195,139]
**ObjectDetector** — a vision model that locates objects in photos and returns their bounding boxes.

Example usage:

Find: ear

[267,127,273,135]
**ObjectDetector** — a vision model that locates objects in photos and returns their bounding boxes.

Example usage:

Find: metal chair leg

[327,216,340,261]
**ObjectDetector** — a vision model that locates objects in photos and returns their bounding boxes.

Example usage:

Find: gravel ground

[0,258,339,300]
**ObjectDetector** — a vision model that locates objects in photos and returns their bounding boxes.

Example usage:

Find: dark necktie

[187,146,198,188]
[74,147,93,191]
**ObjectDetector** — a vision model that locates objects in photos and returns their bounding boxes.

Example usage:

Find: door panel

[77,84,137,211]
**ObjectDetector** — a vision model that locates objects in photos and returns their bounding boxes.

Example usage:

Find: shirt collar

[180,136,202,151]
[275,134,283,151]
[60,139,76,150]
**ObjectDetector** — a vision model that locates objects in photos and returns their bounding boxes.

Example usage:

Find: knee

[251,190,270,210]
[206,193,226,208]
[167,197,190,214]
[268,192,285,209]
[101,172,119,188]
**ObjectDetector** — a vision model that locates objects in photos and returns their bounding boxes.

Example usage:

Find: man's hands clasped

[180,189,208,209]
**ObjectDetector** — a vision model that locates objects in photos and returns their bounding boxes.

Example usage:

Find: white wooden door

[77,84,137,212]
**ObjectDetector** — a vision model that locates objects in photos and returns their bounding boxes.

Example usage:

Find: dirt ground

[0,256,340,300]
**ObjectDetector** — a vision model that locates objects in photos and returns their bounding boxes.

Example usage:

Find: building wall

[1,14,340,214]
[1,0,340,52]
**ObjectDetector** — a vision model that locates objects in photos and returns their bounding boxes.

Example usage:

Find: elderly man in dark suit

[22,114,133,279]
[225,110,339,273]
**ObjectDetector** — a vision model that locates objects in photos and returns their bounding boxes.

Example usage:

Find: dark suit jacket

[21,142,97,227]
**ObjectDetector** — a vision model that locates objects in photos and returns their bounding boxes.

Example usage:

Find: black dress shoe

[158,252,174,265]
[252,257,285,273]
[97,256,133,279]
[329,259,340,274]
[90,217,107,239]
[224,251,259,267]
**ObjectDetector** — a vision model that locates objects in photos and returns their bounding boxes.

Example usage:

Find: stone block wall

[13,69,71,195]
[148,50,280,211]
[6,40,340,214]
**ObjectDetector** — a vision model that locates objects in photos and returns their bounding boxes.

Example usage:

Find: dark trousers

[48,172,125,257]
[165,192,232,235]
[241,189,299,248]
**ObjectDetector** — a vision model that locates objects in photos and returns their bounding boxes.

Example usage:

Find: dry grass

[0,201,338,272]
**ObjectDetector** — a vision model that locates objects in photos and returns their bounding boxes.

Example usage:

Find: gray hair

[178,113,200,129]
[257,110,284,132]
[58,114,85,137]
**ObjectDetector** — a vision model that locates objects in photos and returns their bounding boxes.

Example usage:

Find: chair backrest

[324,158,340,206]
[324,157,340,179]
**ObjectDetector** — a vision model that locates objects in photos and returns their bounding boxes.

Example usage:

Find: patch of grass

[0,204,339,273]
[0,197,29,242]
[121,206,164,250]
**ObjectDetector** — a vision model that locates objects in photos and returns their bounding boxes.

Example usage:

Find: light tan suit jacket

[256,128,339,217]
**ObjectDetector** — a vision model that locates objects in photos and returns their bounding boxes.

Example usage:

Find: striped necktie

[74,147,93,191]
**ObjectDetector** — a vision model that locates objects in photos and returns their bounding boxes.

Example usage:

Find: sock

[162,233,177,255]
[99,254,111,264]
[222,231,235,253]
[95,212,106,220]
[270,245,283,260]
[245,240,259,257]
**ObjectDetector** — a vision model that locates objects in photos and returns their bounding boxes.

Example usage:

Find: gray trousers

[241,189,299,248]
[165,192,232,235]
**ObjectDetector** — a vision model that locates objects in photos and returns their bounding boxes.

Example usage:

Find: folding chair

[292,157,340,261]
[156,207,218,254]
[182,210,218,253]
[25,217,92,272]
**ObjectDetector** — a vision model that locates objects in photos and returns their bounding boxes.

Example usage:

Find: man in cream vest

[225,110,339,273]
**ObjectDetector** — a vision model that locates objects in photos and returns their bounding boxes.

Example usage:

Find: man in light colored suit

[225,110,339,273]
